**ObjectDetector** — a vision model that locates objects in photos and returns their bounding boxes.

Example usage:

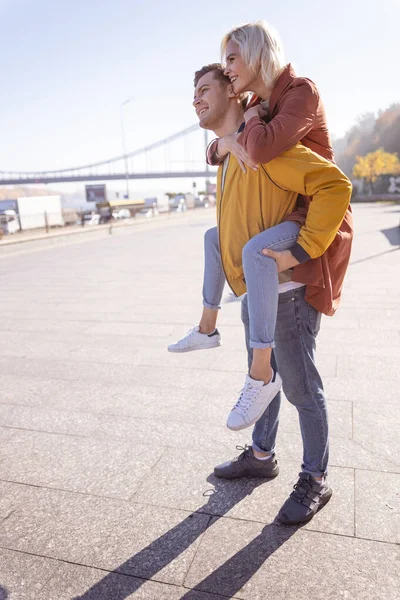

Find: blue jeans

[241,288,329,478]
[203,222,300,348]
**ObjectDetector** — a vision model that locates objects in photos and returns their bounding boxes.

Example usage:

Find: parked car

[195,196,210,209]
[112,208,132,219]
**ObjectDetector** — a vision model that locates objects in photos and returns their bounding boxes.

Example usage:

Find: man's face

[224,40,256,95]
[193,71,230,130]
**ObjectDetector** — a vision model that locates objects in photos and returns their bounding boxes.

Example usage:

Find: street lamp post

[120,97,134,200]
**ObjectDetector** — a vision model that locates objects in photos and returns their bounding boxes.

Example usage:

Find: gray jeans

[242,288,329,478]
[203,222,300,348]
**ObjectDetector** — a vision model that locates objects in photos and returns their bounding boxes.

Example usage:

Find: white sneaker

[168,326,221,353]
[227,371,282,431]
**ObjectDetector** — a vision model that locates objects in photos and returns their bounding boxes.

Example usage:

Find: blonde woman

[170,23,352,429]
[202,22,353,526]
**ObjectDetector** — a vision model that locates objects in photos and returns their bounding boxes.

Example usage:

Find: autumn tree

[352,149,400,193]
[335,104,400,177]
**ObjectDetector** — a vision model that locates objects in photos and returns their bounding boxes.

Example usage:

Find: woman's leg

[168,226,225,353]
[226,221,301,431]
[242,221,300,383]
[199,226,226,333]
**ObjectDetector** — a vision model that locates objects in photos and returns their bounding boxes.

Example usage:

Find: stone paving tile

[106,387,229,422]
[320,315,360,330]
[353,403,400,466]
[0,482,210,588]
[94,413,238,452]
[317,328,400,358]
[0,428,164,499]
[0,376,233,424]
[0,319,92,333]
[0,425,16,445]
[134,448,355,537]
[359,317,400,331]
[8,310,208,327]
[0,329,178,351]
[0,339,74,360]
[318,327,400,348]
[323,376,399,404]
[184,518,399,600]
[337,355,400,381]
[136,346,218,371]
[0,358,246,392]
[0,375,128,411]
[85,322,176,337]
[0,404,100,437]
[355,470,400,543]
[0,548,57,600]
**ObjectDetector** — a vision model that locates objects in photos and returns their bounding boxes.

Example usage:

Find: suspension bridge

[0,125,215,186]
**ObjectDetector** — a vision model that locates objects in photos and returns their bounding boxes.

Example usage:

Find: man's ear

[228,84,237,98]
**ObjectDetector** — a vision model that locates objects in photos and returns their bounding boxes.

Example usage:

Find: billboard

[85,184,107,203]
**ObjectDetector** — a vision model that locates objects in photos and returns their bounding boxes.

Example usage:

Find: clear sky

[1,0,399,197]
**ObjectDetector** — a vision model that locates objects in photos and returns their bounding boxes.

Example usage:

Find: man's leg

[273,287,328,477]
[273,286,331,524]
[214,293,280,479]
[215,287,332,523]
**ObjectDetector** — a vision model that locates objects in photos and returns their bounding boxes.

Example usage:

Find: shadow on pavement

[73,474,297,600]
[381,226,400,246]
[179,521,297,599]
[350,246,399,266]
[0,586,9,599]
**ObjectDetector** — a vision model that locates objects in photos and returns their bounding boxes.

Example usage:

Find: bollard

[44,211,49,233]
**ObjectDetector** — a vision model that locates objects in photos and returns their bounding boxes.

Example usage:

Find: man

[193,64,352,525]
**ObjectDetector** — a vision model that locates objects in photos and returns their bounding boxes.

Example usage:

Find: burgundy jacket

[207,64,353,316]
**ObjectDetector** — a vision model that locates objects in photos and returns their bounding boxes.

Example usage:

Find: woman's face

[224,40,257,94]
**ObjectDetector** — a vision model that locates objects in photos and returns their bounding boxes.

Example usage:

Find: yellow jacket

[217,142,352,299]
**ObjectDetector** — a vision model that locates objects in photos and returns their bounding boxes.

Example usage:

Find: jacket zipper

[218,155,238,297]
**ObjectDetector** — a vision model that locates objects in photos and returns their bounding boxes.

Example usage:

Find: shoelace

[291,476,322,505]
[179,326,197,346]
[233,445,251,462]
[233,382,260,415]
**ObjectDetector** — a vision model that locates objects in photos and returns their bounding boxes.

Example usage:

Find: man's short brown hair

[193,63,230,88]
[193,63,249,109]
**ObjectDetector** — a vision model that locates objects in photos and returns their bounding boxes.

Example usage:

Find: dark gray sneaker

[214,445,279,480]
[277,473,332,525]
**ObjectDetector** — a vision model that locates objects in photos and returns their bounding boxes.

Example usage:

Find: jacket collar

[269,63,297,116]
[246,63,296,114]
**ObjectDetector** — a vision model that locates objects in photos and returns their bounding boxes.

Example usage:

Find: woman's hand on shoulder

[244,104,268,123]
[218,134,258,174]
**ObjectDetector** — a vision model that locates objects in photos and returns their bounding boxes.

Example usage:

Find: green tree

[352,148,400,193]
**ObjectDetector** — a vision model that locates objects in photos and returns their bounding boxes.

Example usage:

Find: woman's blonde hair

[221,21,286,94]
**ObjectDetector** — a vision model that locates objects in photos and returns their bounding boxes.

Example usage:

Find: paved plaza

[0,202,399,599]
